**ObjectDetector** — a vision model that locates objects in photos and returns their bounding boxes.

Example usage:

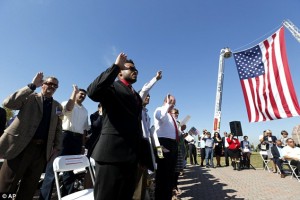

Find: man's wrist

[27,83,36,91]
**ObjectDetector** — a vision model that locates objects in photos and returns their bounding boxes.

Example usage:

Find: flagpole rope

[232,23,283,53]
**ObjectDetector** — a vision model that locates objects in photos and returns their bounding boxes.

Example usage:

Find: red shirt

[227,137,241,150]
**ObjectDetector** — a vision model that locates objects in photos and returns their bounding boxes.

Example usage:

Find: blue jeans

[39,161,55,200]
[205,147,214,167]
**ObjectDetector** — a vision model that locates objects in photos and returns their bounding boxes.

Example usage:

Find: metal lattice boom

[283,19,300,44]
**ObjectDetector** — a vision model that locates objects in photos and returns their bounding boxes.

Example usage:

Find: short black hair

[79,88,87,94]
[125,59,134,65]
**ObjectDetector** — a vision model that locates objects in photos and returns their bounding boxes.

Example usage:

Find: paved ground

[32,164,300,200]
[177,165,300,200]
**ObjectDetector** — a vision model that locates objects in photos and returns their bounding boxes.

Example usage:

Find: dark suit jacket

[87,64,143,163]
[85,111,103,157]
[263,135,277,144]
[0,107,6,136]
[0,86,62,160]
[221,137,226,149]
[271,145,282,159]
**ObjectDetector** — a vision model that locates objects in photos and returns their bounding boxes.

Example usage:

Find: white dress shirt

[61,101,89,134]
[139,76,160,147]
[282,145,300,160]
[153,104,177,142]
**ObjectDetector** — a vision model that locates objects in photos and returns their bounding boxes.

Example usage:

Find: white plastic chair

[287,160,300,182]
[89,157,96,177]
[53,155,95,200]
[259,151,271,172]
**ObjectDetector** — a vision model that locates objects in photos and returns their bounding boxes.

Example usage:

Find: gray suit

[0,86,62,200]
[0,86,62,160]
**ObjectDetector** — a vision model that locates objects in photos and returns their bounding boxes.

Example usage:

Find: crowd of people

[0,52,299,200]
[258,129,300,179]
[0,52,190,200]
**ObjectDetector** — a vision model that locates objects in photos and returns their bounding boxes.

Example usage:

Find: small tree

[250,143,255,152]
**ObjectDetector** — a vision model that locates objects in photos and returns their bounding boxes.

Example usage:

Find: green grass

[191,151,269,169]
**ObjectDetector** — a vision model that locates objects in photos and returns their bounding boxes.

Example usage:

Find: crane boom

[213,48,231,133]
[283,19,300,44]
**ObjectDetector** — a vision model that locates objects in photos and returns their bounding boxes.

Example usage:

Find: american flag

[233,27,300,122]
[188,126,200,135]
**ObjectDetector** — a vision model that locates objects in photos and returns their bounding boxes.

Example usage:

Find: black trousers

[155,138,178,200]
[188,144,197,165]
[224,147,230,166]
[0,144,46,200]
[94,161,138,200]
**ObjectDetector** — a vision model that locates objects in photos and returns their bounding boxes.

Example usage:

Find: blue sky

[1,1,300,145]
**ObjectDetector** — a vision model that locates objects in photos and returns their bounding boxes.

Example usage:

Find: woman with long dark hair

[213,132,223,167]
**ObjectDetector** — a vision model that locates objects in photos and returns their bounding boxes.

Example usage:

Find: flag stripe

[233,27,300,122]
[278,27,300,116]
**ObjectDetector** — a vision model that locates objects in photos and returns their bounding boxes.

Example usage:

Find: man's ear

[118,72,123,78]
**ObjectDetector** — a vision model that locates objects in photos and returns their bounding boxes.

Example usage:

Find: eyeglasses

[43,82,58,89]
[125,66,139,73]
[288,141,294,143]
[172,112,179,114]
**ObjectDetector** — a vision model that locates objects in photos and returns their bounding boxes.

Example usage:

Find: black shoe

[237,162,241,171]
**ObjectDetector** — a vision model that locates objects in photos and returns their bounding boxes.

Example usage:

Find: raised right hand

[115,52,127,70]
[32,72,44,87]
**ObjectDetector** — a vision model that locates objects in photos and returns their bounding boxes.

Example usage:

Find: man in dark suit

[271,140,286,178]
[86,102,102,158]
[87,52,143,200]
[222,131,230,166]
[0,107,6,136]
[0,72,62,200]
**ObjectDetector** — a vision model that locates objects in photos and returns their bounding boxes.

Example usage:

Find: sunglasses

[43,82,58,89]
[125,66,139,73]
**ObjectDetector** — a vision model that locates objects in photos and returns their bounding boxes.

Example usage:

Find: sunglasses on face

[43,82,58,89]
[124,66,139,73]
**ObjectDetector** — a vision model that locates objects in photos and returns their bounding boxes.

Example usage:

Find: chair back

[53,155,95,200]
[53,155,90,172]
[259,150,268,157]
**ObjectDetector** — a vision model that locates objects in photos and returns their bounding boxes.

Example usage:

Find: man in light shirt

[282,138,300,173]
[153,94,177,200]
[132,70,162,200]
[199,129,207,167]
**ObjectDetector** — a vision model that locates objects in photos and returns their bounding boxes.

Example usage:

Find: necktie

[170,113,179,142]
[128,84,135,94]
